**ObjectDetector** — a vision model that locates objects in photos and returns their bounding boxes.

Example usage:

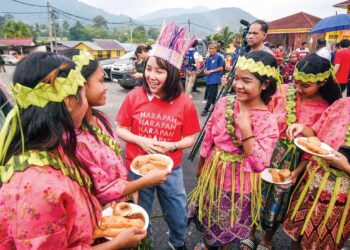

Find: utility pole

[188,19,191,33]
[47,1,53,52]
[129,18,133,50]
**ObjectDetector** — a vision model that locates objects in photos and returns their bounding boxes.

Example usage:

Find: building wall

[74,43,125,59]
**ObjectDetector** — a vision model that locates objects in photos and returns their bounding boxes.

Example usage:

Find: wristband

[171,143,178,152]
[241,135,255,142]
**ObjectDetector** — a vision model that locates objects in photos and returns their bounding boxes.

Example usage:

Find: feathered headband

[151,21,196,69]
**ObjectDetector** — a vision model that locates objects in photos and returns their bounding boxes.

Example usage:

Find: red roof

[0,38,34,46]
[92,39,124,50]
[269,12,321,30]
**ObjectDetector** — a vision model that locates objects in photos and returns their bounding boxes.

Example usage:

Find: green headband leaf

[236,56,283,86]
[293,64,334,83]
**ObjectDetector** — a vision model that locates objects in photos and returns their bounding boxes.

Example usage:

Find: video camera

[240,19,250,54]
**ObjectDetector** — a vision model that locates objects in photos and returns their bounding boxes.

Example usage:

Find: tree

[92,15,108,29]
[61,21,70,38]
[211,26,235,49]
[0,14,14,37]
[2,20,32,38]
[205,35,213,43]
[147,27,159,40]
[69,21,90,40]
[133,26,147,43]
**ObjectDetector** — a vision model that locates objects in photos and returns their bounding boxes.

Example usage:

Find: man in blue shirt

[201,43,225,116]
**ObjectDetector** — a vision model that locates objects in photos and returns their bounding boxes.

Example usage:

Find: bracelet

[241,135,255,142]
[171,143,178,153]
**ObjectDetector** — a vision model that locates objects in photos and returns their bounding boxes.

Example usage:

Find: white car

[1,55,19,65]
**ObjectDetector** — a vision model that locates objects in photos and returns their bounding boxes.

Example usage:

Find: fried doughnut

[307,137,321,147]
[93,227,124,239]
[279,169,291,179]
[100,215,144,229]
[113,202,132,217]
[147,160,168,169]
[125,212,145,222]
[138,163,156,175]
[131,156,148,169]
[298,138,329,155]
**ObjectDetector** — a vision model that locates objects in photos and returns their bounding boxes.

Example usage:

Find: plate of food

[294,137,334,158]
[262,168,292,185]
[93,202,149,240]
[130,154,173,176]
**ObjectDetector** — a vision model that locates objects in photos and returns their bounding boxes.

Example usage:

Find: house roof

[75,41,103,50]
[268,12,321,34]
[93,39,124,50]
[0,38,34,46]
[333,0,350,8]
[60,40,81,48]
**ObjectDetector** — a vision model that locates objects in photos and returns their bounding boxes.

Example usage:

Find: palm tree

[220,26,235,49]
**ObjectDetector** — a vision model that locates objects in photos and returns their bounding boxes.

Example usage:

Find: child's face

[293,80,323,98]
[85,66,108,107]
[232,68,266,103]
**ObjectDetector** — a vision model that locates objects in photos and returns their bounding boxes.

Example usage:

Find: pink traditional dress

[260,84,330,231]
[0,150,101,249]
[188,96,279,247]
[77,117,128,205]
[283,97,350,250]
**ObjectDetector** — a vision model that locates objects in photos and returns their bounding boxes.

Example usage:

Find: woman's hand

[325,151,350,174]
[131,191,139,204]
[235,110,251,131]
[137,137,163,154]
[111,228,147,249]
[286,123,304,140]
[103,200,116,210]
[142,168,171,186]
[221,74,229,86]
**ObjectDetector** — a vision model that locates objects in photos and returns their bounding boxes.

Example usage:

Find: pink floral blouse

[200,96,279,193]
[0,165,101,249]
[268,85,329,138]
[312,97,350,149]
[76,118,128,205]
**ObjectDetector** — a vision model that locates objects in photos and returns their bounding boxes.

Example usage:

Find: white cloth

[316,47,331,61]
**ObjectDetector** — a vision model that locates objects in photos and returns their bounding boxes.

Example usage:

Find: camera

[240,19,251,55]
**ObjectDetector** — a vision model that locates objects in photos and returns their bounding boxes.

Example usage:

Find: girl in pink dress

[283,97,350,250]
[188,51,279,250]
[252,53,341,250]
[61,49,170,207]
[0,52,146,249]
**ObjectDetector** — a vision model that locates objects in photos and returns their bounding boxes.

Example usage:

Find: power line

[11,0,46,8]
[0,11,46,14]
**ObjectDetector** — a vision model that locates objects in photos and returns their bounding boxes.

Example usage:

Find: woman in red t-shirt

[116,55,201,249]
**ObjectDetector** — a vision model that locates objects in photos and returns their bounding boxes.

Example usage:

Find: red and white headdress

[151,21,196,69]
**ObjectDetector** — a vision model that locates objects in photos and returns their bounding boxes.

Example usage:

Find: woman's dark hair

[142,56,182,102]
[8,52,98,224]
[243,50,278,104]
[60,48,114,137]
[296,53,341,104]
[135,44,152,58]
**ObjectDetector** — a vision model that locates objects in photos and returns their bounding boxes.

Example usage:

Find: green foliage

[2,19,32,38]
[147,27,159,41]
[211,26,235,49]
[92,15,108,29]
[133,26,147,43]
[69,21,90,40]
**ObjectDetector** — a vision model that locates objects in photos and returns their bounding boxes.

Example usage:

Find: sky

[78,0,347,21]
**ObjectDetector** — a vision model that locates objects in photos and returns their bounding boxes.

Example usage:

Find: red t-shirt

[274,50,283,65]
[116,87,201,169]
[334,49,350,84]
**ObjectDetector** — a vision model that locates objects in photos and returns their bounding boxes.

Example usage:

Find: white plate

[294,137,335,159]
[130,154,173,176]
[102,203,149,240]
[261,168,292,185]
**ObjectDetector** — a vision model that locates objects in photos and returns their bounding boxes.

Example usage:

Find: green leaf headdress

[293,63,335,83]
[0,50,94,164]
[236,55,283,86]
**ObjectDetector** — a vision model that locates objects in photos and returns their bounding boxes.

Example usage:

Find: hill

[139,6,209,21]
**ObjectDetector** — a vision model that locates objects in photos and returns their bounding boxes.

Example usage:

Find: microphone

[240,19,250,27]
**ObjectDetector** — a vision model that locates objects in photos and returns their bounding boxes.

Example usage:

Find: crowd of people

[0,18,349,250]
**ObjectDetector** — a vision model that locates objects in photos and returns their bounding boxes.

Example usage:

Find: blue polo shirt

[205,53,225,85]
